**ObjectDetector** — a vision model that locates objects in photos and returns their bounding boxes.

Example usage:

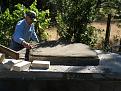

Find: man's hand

[22,41,33,49]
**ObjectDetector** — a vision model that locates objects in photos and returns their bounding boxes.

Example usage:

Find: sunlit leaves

[0,0,50,46]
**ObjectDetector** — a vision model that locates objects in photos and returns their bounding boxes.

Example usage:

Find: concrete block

[12,61,31,71]
[32,60,50,69]
[0,53,5,63]
[3,59,23,70]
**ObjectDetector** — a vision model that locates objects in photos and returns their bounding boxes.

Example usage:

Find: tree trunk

[104,14,111,49]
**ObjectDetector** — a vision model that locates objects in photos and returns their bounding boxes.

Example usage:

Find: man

[10,11,39,51]
[8,11,40,91]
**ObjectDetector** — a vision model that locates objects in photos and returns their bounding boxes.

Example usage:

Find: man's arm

[31,25,39,43]
[13,21,25,44]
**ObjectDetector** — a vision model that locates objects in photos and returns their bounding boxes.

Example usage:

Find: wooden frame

[0,44,19,59]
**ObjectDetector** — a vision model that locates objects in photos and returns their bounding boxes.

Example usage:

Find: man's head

[25,11,37,25]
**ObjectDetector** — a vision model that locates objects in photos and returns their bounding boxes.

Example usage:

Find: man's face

[26,16,35,25]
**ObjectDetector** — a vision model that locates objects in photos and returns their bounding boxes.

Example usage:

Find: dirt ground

[45,27,59,41]
[91,22,121,39]
[91,22,121,49]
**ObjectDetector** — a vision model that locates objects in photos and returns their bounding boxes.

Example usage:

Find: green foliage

[95,0,121,51]
[95,0,121,21]
[0,0,50,47]
[52,0,98,46]
[38,10,50,40]
[0,9,15,46]
[30,0,50,41]
[81,26,98,47]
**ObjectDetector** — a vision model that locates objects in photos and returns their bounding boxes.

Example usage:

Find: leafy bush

[0,9,16,46]
[0,0,50,47]
[51,0,98,47]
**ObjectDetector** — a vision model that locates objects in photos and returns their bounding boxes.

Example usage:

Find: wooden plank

[0,44,19,59]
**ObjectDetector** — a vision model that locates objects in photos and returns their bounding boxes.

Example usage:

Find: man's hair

[25,11,36,19]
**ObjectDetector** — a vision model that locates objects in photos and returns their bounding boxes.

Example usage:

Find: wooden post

[25,49,30,61]
[104,14,112,49]
[118,38,121,52]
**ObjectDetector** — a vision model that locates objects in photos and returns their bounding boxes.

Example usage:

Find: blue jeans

[9,39,24,51]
